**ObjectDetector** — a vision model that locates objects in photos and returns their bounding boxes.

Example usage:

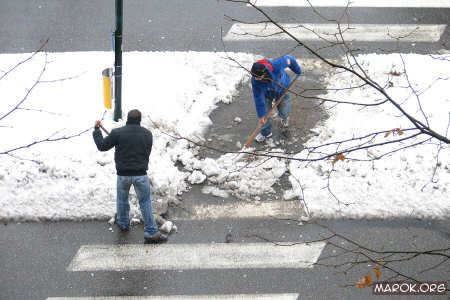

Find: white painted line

[248,0,450,8]
[67,242,326,272]
[47,294,300,300]
[224,23,446,42]
[178,201,302,220]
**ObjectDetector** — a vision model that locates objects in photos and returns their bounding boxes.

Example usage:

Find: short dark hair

[127,109,141,122]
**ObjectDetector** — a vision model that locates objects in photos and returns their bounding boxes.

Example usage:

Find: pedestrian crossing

[224,23,446,42]
[47,2,449,299]
[47,294,300,300]
[67,242,325,272]
[185,201,301,220]
[49,196,309,299]
[225,0,448,44]
[248,0,450,8]
[53,199,310,298]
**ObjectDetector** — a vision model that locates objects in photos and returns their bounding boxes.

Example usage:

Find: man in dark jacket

[251,55,302,142]
[93,109,167,243]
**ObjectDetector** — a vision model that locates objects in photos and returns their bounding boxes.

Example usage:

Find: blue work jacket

[251,55,302,118]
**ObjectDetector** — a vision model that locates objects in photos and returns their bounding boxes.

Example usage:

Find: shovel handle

[99,124,110,135]
[244,76,298,148]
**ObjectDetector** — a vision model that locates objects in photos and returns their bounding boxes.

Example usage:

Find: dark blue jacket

[251,55,302,118]
[93,120,152,176]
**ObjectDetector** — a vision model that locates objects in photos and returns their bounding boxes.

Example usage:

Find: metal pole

[113,0,123,121]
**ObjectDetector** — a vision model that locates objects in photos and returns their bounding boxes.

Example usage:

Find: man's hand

[94,120,102,128]
[258,117,267,126]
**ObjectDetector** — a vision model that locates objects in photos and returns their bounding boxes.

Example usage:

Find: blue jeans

[260,94,291,137]
[116,175,159,238]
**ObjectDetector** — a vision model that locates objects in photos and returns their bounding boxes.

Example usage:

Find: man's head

[251,62,270,82]
[127,109,142,124]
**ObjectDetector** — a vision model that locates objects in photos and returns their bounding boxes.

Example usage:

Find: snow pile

[187,152,287,199]
[287,54,450,219]
[0,51,260,221]
[0,51,448,221]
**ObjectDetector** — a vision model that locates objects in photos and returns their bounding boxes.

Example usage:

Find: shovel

[234,75,298,162]
[99,124,110,135]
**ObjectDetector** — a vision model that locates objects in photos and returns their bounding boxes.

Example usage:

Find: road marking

[47,294,300,300]
[224,23,446,42]
[67,242,326,272]
[178,201,302,220]
[248,0,450,8]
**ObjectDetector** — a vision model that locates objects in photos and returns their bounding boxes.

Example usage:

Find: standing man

[250,55,302,142]
[93,109,167,243]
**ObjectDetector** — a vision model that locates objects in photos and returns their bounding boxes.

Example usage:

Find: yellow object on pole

[102,68,113,109]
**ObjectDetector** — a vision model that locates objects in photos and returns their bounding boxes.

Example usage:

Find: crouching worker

[250,55,302,142]
[93,109,167,244]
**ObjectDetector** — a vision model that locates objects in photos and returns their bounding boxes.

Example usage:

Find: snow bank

[0,52,448,221]
[0,51,260,221]
[287,54,450,219]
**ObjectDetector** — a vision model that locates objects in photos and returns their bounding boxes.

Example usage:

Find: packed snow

[286,54,450,219]
[0,51,448,221]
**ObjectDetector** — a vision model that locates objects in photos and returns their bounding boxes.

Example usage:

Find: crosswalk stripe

[179,201,302,220]
[248,0,450,8]
[67,242,326,272]
[47,294,300,300]
[224,23,446,42]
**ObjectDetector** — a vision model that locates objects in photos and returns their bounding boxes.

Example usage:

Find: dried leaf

[389,70,402,76]
[395,128,404,135]
[384,130,392,138]
[355,273,374,289]
[332,153,346,165]
[374,265,382,280]
[355,277,366,289]
[385,128,404,138]
[365,274,373,286]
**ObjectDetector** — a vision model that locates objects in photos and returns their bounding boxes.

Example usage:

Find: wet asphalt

[1,71,449,300]
[0,1,449,299]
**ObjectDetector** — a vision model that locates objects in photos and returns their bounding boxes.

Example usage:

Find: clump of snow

[191,149,288,199]
[188,170,207,184]
[159,220,175,234]
[176,145,288,199]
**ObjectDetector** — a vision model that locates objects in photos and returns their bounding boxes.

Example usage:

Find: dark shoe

[117,225,130,232]
[144,232,168,244]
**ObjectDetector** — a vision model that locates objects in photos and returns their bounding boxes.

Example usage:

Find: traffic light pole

[113,0,123,121]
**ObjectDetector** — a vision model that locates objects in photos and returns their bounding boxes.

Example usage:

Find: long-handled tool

[99,124,110,135]
[234,75,298,161]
